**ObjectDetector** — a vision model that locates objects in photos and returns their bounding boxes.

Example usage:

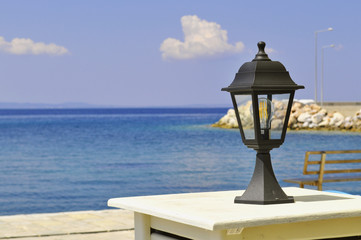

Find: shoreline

[212,101,361,132]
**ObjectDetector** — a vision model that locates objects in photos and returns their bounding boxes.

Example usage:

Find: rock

[319,108,328,116]
[310,104,321,112]
[271,119,283,130]
[330,112,344,127]
[292,110,302,119]
[227,109,235,117]
[217,115,229,125]
[288,115,297,127]
[228,117,238,128]
[298,112,312,123]
[302,122,309,128]
[356,120,361,129]
[333,112,344,120]
[343,116,354,129]
[335,120,344,127]
[274,110,286,119]
[318,116,330,127]
[345,116,352,122]
[291,102,303,112]
[237,101,253,129]
[312,113,324,124]
[274,101,286,111]
[356,109,361,120]
[212,109,238,128]
[344,121,353,129]
[303,105,311,113]
[215,110,234,125]
[238,101,252,114]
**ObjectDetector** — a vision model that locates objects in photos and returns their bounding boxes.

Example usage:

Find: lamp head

[222,41,304,151]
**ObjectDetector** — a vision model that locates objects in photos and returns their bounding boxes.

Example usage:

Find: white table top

[108,187,361,231]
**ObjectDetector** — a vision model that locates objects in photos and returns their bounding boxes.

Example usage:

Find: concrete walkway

[322,102,361,117]
[0,209,134,240]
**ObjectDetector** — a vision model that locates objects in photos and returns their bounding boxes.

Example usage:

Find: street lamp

[321,44,335,106]
[222,42,304,205]
[315,27,333,103]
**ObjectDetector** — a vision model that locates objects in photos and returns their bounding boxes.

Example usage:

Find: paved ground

[322,102,361,117]
[0,209,134,240]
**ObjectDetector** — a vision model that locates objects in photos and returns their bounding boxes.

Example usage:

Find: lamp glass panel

[255,94,273,140]
[235,94,255,139]
[270,93,290,139]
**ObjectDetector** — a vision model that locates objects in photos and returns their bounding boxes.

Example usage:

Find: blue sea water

[0,108,360,216]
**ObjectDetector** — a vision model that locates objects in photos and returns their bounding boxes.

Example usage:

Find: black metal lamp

[222,41,304,204]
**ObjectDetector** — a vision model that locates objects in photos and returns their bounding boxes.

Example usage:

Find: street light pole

[315,27,333,104]
[321,44,335,106]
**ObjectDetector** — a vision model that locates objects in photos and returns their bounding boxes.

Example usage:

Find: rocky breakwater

[212,101,361,132]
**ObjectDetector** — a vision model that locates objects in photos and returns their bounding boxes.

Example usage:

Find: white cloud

[265,47,276,54]
[160,15,244,60]
[0,36,69,56]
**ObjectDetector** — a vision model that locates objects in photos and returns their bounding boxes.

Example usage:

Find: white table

[108,187,361,240]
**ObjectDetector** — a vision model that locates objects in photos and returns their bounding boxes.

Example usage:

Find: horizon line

[0,102,233,109]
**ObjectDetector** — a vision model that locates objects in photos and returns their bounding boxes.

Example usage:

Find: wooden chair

[284,150,361,190]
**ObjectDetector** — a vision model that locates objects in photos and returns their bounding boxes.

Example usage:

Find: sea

[0,108,360,216]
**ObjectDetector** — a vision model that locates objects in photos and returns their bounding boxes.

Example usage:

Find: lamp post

[315,27,333,103]
[321,44,335,106]
[222,42,304,205]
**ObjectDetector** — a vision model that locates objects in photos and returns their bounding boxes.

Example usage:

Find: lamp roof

[222,41,304,92]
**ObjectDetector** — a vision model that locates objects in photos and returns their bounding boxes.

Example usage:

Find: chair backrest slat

[303,150,361,176]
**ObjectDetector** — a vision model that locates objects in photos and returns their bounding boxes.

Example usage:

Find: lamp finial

[253,41,271,61]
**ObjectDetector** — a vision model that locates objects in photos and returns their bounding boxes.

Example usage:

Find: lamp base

[234,196,294,205]
[234,152,294,205]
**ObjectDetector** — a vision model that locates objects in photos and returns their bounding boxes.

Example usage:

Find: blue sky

[0,0,360,107]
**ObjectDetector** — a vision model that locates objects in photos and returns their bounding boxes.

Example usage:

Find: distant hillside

[0,102,113,109]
